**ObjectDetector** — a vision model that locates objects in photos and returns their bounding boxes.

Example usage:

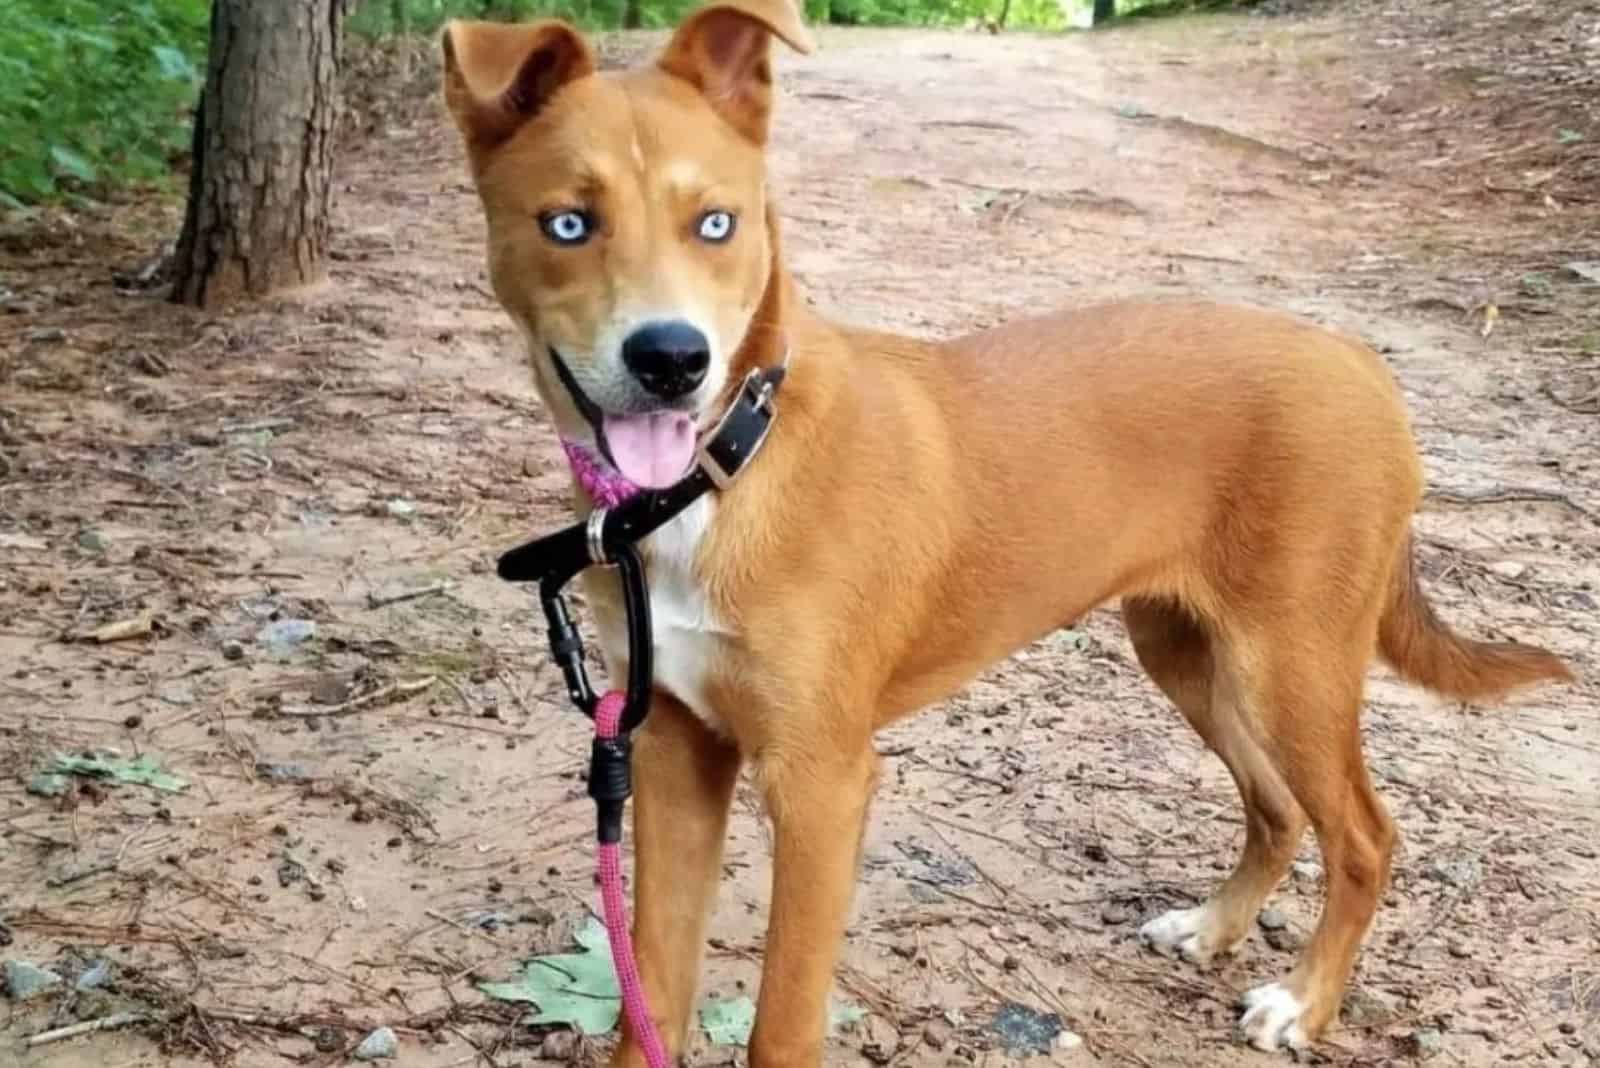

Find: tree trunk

[623,0,644,30]
[392,0,412,80]
[1092,0,1115,23]
[171,0,344,309]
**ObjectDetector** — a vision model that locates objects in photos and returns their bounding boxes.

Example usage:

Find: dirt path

[2,8,1596,1068]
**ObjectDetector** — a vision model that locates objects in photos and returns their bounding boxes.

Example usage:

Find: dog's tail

[1378,533,1574,701]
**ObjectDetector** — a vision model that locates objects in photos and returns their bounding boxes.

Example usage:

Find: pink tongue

[602,411,697,489]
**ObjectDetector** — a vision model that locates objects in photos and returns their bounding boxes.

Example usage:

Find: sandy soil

[2,3,1597,1066]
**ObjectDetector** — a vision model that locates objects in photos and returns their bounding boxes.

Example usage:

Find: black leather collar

[497,358,788,587]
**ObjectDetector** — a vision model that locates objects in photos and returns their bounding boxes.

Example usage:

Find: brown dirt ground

[3,3,1598,1067]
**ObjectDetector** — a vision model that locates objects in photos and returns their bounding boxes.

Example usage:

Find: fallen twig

[1424,486,1597,524]
[26,1011,159,1048]
[367,580,453,608]
[276,676,438,718]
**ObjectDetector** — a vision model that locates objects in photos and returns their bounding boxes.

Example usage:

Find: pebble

[1099,902,1133,926]
[353,1025,397,1060]
[257,618,317,658]
[76,528,111,554]
[860,1015,900,1064]
[922,1018,954,1050]
[1291,860,1321,882]
[540,1030,578,1060]
[1448,940,1472,959]
[1056,1030,1084,1051]
[27,327,66,343]
[1258,908,1289,932]
[4,959,64,1001]
[1407,1028,1444,1059]
[314,1026,343,1052]
[221,639,246,661]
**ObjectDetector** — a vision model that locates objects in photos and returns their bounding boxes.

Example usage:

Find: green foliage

[348,0,1063,37]
[0,0,207,206]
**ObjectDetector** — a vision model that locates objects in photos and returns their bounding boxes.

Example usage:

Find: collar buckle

[695,366,780,491]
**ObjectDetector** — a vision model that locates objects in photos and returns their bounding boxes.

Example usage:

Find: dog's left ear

[658,0,816,145]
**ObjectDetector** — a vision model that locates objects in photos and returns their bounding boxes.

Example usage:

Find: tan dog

[440,3,1573,1062]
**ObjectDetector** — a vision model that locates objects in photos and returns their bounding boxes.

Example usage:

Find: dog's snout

[621,321,710,400]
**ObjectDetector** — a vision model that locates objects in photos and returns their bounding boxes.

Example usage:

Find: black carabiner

[501,513,654,728]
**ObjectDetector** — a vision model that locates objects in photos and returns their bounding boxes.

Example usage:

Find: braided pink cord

[562,440,643,509]
[594,691,672,1068]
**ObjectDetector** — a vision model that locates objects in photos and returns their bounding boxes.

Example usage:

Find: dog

[439,2,1573,1061]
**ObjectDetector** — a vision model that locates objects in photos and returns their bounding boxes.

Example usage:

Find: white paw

[1137,905,1224,964]
[1238,981,1309,1052]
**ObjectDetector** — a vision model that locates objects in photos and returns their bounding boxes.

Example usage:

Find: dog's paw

[1237,981,1310,1052]
[1137,905,1226,965]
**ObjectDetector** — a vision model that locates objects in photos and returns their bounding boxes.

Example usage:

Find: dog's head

[441,0,814,488]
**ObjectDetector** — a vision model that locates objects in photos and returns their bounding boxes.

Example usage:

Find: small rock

[314,1026,343,1052]
[1056,1030,1084,1051]
[1291,860,1321,882]
[353,1025,397,1060]
[277,859,305,887]
[1488,560,1529,580]
[74,959,111,990]
[221,639,246,661]
[1406,1028,1444,1059]
[4,959,64,1001]
[310,673,352,705]
[860,1015,900,1064]
[1264,927,1302,953]
[1448,940,1471,959]
[384,498,417,520]
[77,528,111,554]
[255,761,314,783]
[257,618,316,658]
[540,1030,578,1060]
[1258,908,1289,932]
[1099,902,1133,926]
[1426,858,1483,891]
[27,327,66,344]
[922,1018,954,1051]
[1083,843,1109,864]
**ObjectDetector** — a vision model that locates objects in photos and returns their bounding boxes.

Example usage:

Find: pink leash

[593,690,672,1068]
[562,452,671,1066]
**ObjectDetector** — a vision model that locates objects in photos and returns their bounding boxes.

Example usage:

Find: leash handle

[595,692,672,1068]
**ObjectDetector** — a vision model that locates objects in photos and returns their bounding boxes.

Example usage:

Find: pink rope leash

[594,692,672,1068]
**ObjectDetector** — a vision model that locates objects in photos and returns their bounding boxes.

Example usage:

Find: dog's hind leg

[1230,630,1396,1052]
[613,694,742,1068]
[1126,596,1308,965]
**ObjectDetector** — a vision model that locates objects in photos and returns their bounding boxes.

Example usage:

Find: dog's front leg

[749,744,880,1068]
[612,694,742,1067]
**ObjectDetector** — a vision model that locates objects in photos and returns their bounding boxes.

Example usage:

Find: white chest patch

[599,495,733,736]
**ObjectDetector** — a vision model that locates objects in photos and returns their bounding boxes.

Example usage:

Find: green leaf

[698,994,866,1047]
[45,753,188,792]
[478,916,621,1035]
[48,144,97,183]
[700,997,756,1046]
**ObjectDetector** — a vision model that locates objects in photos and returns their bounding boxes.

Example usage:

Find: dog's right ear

[440,19,595,156]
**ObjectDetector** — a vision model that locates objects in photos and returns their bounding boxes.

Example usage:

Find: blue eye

[541,210,592,246]
[697,210,735,243]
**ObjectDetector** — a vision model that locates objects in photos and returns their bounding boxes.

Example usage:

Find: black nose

[621,321,710,400]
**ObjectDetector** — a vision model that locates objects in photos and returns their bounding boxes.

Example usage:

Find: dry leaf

[1480,303,1499,339]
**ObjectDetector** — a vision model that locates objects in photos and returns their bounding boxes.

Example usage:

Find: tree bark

[171,0,344,309]
[1092,0,1115,23]
[623,0,644,30]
